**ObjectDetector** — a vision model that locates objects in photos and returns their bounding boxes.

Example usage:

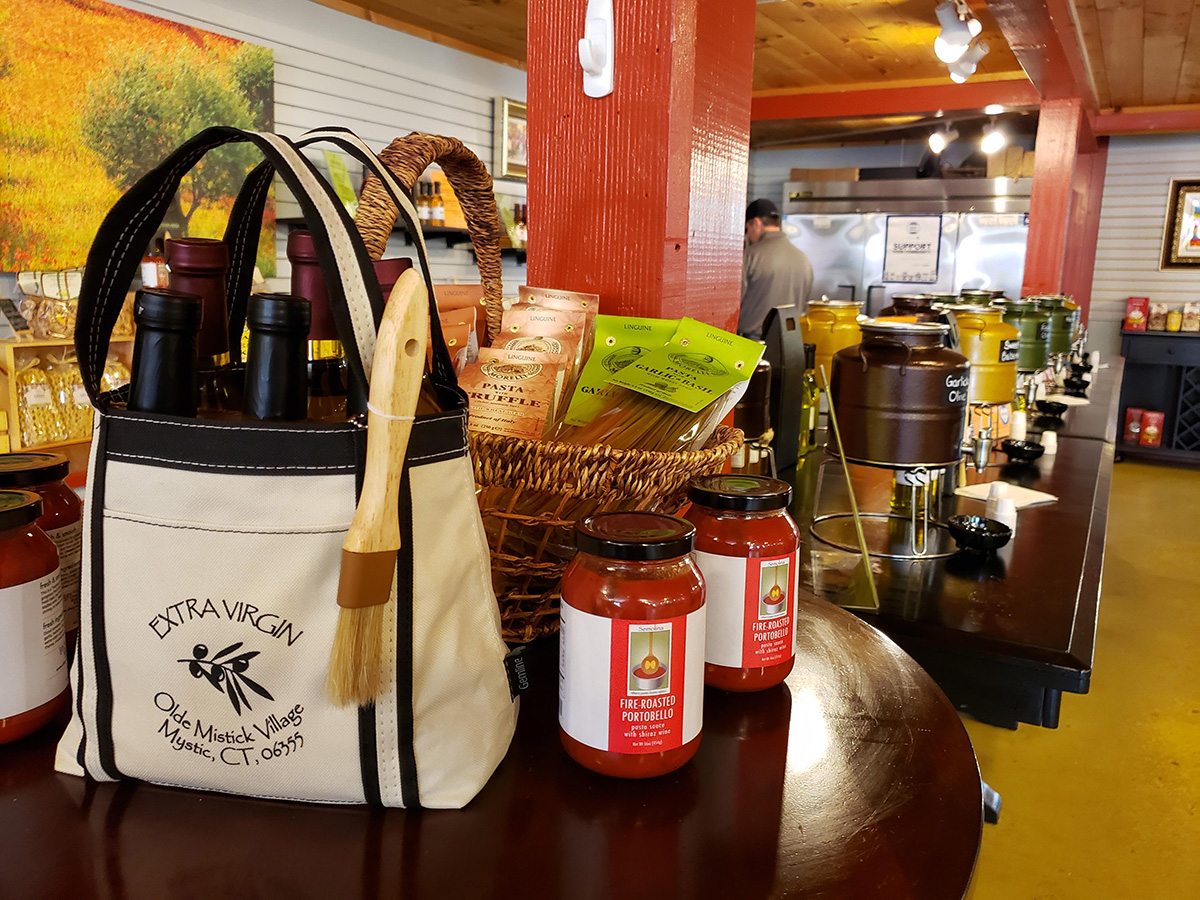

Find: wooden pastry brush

[327,268,429,706]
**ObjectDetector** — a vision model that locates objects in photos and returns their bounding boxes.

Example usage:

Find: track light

[929,127,959,154]
[949,40,990,83]
[935,0,975,63]
[983,103,1005,115]
[981,120,1007,155]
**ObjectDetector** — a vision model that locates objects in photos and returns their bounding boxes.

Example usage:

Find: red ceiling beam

[986,0,1097,107]
[1092,109,1200,135]
[751,80,1040,121]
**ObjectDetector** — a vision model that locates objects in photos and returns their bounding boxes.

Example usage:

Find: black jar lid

[575,512,695,561]
[0,452,70,488]
[0,490,43,531]
[248,293,313,334]
[134,289,203,331]
[688,474,793,511]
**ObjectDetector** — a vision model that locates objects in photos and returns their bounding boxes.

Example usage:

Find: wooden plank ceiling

[309,0,1028,90]
[1069,0,1200,108]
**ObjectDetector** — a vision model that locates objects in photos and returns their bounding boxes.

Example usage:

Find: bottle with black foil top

[242,293,312,421]
[127,289,203,417]
[164,237,243,411]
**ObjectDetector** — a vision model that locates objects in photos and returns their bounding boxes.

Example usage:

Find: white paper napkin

[955,481,1058,508]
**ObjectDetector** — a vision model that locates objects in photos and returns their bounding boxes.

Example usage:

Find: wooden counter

[1,595,982,900]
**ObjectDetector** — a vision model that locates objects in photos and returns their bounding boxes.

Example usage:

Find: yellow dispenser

[944,304,1020,405]
[801,300,862,387]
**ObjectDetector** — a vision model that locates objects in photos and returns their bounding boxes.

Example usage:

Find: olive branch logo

[179,642,274,716]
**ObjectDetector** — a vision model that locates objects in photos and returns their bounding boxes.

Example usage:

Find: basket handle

[354,133,505,344]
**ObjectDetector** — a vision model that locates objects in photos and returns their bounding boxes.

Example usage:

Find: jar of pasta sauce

[0,490,68,744]
[559,512,706,778]
[686,475,799,692]
[0,453,82,650]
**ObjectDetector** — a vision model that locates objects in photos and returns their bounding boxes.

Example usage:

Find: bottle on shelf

[127,288,203,417]
[416,182,432,224]
[429,182,446,228]
[164,237,242,412]
[287,230,349,421]
[513,203,528,246]
[242,294,312,421]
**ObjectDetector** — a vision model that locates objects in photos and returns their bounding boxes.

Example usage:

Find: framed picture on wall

[493,97,527,181]
[1160,178,1200,269]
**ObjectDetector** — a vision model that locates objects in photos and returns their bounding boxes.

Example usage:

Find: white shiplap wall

[116,0,527,294]
[1091,134,1200,358]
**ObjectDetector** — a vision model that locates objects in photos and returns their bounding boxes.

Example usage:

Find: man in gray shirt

[739,198,814,340]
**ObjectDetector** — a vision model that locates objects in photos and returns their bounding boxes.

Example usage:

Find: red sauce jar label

[693,550,797,669]
[0,569,67,718]
[559,601,704,755]
[44,522,82,632]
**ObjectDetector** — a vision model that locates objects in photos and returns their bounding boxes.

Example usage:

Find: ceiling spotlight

[983,103,1005,115]
[981,120,1007,155]
[949,40,990,83]
[929,127,960,154]
[934,1,973,63]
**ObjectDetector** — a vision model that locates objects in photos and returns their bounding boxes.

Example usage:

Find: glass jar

[559,512,706,778]
[685,476,799,692]
[0,453,82,648]
[0,490,68,744]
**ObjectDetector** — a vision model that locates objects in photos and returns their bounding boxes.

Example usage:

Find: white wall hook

[577,0,614,98]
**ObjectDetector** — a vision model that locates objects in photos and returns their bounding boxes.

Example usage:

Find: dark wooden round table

[1,596,981,899]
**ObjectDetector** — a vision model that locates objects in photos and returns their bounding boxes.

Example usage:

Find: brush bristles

[326,604,387,707]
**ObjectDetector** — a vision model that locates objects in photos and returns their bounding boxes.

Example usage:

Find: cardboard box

[1123,407,1144,444]
[1148,301,1170,331]
[1140,410,1165,448]
[1182,301,1200,332]
[789,167,859,183]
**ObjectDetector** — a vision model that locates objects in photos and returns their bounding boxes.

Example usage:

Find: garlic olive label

[944,373,970,405]
[999,339,1020,363]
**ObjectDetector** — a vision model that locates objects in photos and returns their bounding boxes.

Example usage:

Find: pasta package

[517,285,599,317]
[459,355,564,440]
[498,306,587,373]
[478,346,570,412]
[441,323,471,372]
[434,283,486,312]
[562,315,678,426]
[438,306,479,366]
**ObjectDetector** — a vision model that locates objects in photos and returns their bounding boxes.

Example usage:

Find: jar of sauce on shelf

[559,512,706,778]
[685,475,799,692]
[0,453,82,651]
[0,490,68,744]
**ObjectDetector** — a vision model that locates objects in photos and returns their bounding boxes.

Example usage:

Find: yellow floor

[965,460,1200,899]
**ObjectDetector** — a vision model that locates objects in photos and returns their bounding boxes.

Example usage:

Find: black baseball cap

[746,198,779,222]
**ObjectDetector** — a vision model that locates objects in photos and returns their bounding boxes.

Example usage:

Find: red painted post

[1022,98,1084,295]
[526,0,756,330]
[1060,139,1108,320]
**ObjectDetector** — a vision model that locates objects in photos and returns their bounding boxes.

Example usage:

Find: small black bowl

[947,515,1013,554]
[1036,399,1068,417]
[1070,363,1093,376]
[1063,376,1089,393]
[1000,439,1045,463]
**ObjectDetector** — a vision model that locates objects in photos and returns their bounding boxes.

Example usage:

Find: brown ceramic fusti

[829,320,969,469]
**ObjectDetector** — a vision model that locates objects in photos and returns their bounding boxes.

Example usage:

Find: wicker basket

[354,133,743,641]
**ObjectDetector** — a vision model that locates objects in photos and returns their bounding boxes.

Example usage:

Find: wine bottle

[127,288,202,417]
[798,342,819,456]
[430,182,445,227]
[288,229,349,421]
[242,294,311,421]
[164,238,242,411]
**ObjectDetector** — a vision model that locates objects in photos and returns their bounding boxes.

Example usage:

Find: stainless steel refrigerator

[781,178,1032,315]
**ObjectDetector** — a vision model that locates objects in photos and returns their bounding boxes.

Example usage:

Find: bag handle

[222,128,462,400]
[354,133,505,344]
[76,127,383,408]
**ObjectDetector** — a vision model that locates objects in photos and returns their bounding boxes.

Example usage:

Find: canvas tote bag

[55,126,518,808]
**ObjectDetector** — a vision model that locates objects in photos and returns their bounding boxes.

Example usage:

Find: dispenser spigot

[961,428,994,474]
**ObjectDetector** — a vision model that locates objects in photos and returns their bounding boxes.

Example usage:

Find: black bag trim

[74,634,87,770]
[354,447,383,807]
[99,408,467,476]
[394,466,420,808]
[89,415,121,779]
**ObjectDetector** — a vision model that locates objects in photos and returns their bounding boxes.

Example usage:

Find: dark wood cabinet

[1117,331,1200,465]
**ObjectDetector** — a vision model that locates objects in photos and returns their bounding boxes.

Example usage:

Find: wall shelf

[278,218,526,265]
